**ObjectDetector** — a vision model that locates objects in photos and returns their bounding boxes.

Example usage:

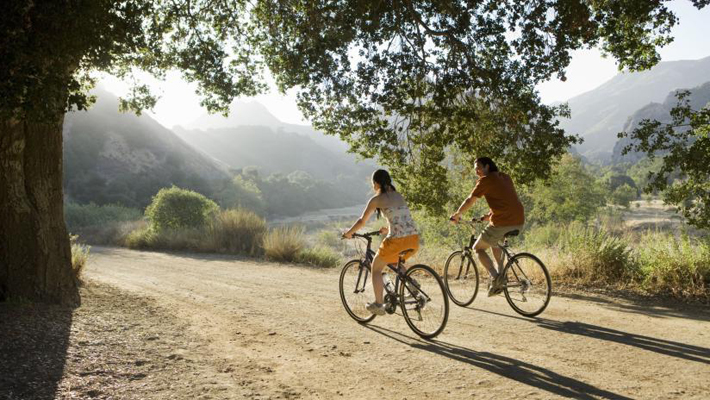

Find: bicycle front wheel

[443,250,480,307]
[399,264,449,339]
[339,259,376,323]
[502,253,551,317]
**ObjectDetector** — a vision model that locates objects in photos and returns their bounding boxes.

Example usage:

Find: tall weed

[70,235,91,284]
[637,232,710,299]
[207,209,266,256]
[264,226,305,262]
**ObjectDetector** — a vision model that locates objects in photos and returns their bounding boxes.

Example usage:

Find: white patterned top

[382,205,418,238]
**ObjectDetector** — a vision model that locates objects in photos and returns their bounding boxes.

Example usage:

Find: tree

[1,0,704,303]
[523,154,606,224]
[250,0,693,213]
[1,1,262,304]
[619,87,710,229]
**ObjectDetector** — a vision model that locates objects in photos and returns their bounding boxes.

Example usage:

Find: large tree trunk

[0,116,79,305]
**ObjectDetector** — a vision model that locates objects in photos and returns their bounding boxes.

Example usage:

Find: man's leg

[491,246,505,274]
[473,237,498,278]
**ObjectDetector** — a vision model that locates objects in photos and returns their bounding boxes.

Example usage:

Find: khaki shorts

[480,224,524,246]
[377,234,420,264]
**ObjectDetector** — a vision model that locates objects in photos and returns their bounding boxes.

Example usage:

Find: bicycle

[443,219,552,317]
[339,231,449,339]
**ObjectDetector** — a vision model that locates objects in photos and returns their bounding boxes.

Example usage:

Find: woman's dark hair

[372,169,396,219]
[475,157,499,172]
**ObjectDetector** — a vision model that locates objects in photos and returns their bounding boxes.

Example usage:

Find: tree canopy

[3,0,706,212]
[619,87,710,229]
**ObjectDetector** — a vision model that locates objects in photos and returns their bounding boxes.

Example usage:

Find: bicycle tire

[443,250,480,307]
[502,253,551,317]
[339,259,376,323]
[399,264,449,339]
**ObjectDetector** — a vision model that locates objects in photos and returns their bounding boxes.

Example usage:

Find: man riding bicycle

[450,157,525,297]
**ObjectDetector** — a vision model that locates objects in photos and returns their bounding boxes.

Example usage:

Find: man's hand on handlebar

[449,212,461,224]
[341,231,353,239]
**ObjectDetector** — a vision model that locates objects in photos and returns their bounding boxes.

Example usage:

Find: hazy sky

[102,0,710,129]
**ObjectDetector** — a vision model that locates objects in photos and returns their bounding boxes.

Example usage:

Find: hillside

[175,102,376,184]
[63,89,231,208]
[180,101,348,154]
[559,56,710,161]
[611,81,710,164]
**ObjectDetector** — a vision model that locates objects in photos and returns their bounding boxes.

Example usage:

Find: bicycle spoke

[400,265,449,339]
[443,251,479,307]
[339,260,376,323]
[503,253,551,317]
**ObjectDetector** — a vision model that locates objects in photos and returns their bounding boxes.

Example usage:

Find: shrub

[611,184,638,208]
[523,222,639,285]
[637,233,710,299]
[145,186,219,232]
[295,246,341,268]
[264,225,305,262]
[70,235,91,284]
[207,209,266,256]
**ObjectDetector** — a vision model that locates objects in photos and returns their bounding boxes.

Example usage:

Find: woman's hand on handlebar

[379,226,388,236]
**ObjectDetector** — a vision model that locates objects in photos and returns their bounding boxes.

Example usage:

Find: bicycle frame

[351,232,428,312]
[457,221,518,279]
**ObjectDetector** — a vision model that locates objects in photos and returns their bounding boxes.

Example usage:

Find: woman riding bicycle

[342,169,419,316]
[450,157,525,296]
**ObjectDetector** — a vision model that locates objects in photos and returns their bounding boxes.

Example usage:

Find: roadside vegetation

[66,153,709,300]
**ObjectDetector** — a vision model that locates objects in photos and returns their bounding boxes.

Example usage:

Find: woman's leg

[371,254,388,304]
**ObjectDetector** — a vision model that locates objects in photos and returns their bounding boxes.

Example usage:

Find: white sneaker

[366,302,386,316]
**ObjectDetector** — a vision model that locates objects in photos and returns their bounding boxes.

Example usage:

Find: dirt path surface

[79,246,710,399]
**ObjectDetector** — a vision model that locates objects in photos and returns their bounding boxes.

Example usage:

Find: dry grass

[263,225,305,262]
[69,235,91,285]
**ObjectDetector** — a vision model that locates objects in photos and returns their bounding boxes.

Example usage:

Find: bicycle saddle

[504,230,520,238]
[399,249,416,257]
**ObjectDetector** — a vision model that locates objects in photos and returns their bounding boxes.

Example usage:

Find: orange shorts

[377,234,420,264]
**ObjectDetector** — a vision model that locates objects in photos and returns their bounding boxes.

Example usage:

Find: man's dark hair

[475,157,499,172]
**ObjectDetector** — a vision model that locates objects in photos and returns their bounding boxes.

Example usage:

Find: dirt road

[84,247,710,399]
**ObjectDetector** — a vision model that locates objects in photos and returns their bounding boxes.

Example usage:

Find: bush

[207,209,266,256]
[145,186,219,232]
[125,225,204,251]
[70,235,91,284]
[295,246,341,268]
[611,184,638,208]
[523,222,639,285]
[264,225,305,262]
[637,233,710,299]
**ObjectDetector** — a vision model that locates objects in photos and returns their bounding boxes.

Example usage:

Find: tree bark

[0,116,79,305]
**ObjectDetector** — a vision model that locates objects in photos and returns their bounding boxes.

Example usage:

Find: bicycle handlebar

[352,230,381,239]
[450,217,486,226]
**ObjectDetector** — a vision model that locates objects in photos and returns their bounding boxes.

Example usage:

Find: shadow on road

[469,307,710,365]
[0,302,73,400]
[365,325,631,400]
[554,290,710,322]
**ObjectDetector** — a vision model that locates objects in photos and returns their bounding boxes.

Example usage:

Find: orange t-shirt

[471,172,525,226]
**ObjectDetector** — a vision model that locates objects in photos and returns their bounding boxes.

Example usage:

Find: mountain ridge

[558,56,710,161]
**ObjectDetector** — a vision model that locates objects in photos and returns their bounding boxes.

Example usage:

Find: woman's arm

[343,196,379,238]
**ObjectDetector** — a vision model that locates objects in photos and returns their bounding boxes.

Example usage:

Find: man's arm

[450,190,479,222]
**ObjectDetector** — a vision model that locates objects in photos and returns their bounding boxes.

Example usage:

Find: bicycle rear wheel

[399,264,449,339]
[339,259,376,323]
[502,253,551,317]
[443,250,480,307]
